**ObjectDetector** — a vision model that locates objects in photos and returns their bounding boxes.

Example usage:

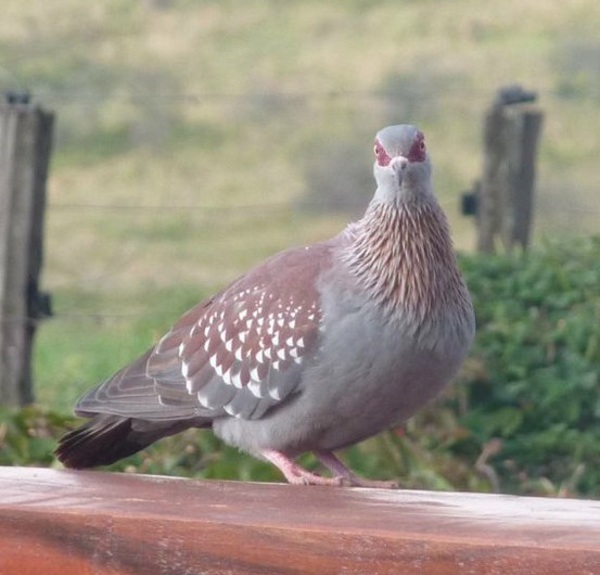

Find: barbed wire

[46,201,293,212]
[45,199,600,215]
[26,88,491,105]
[17,83,595,103]
[0,312,150,325]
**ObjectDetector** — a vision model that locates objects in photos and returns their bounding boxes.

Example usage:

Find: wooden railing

[0,466,599,574]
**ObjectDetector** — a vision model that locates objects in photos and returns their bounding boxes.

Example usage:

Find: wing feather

[73,243,334,422]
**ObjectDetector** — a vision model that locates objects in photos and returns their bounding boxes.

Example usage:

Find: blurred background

[1,0,598,496]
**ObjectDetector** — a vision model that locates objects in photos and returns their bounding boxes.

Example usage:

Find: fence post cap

[494,85,537,106]
[3,90,32,105]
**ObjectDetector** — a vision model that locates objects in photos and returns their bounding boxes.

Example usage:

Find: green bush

[1,237,598,497]
[0,406,76,468]
[452,236,600,496]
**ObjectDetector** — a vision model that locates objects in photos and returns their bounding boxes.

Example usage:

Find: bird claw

[262,449,344,486]
[315,450,399,489]
[262,449,399,488]
[339,476,399,489]
[289,471,344,487]
[290,473,398,488]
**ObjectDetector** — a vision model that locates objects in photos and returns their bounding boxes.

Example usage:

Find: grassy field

[1,1,598,448]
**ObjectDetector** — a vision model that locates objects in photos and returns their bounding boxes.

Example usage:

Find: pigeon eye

[373,141,391,166]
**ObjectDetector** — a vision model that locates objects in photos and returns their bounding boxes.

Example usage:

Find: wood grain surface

[0,466,599,574]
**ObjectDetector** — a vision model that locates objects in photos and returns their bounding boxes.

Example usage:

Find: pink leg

[315,451,399,489]
[261,449,343,486]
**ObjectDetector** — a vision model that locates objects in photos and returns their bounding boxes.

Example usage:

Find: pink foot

[261,450,343,486]
[315,451,399,489]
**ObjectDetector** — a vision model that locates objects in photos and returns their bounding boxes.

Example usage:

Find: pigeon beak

[390,156,409,186]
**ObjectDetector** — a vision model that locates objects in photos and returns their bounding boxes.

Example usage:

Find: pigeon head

[372,124,432,203]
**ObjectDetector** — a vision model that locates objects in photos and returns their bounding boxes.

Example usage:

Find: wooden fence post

[476,103,511,253]
[0,93,53,406]
[463,86,544,253]
[503,109,544,249]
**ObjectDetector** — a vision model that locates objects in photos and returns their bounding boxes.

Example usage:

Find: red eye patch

[373,139,391,166]
[407,131,426,163]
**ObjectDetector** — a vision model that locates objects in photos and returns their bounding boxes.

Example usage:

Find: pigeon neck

[342,196,468,319]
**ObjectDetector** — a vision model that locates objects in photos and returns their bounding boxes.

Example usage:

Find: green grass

[34,288,187,407]
[2,1,595,298]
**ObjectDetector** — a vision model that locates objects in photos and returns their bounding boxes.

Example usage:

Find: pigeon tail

[55,414,201,469]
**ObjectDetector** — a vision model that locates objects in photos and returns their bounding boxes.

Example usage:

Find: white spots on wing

[223,403,240,418]
[247,379,261,398]
[177,281,322,413]
[250,366,260,381]
[207,310,219,326]
[221,369,232,386]
[231,370,242,388]
[197,391,214,410]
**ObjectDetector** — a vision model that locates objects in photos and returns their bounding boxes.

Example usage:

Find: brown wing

[74,243,332,422]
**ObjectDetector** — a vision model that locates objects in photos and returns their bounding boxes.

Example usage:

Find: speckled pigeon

[56,125,475,487]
